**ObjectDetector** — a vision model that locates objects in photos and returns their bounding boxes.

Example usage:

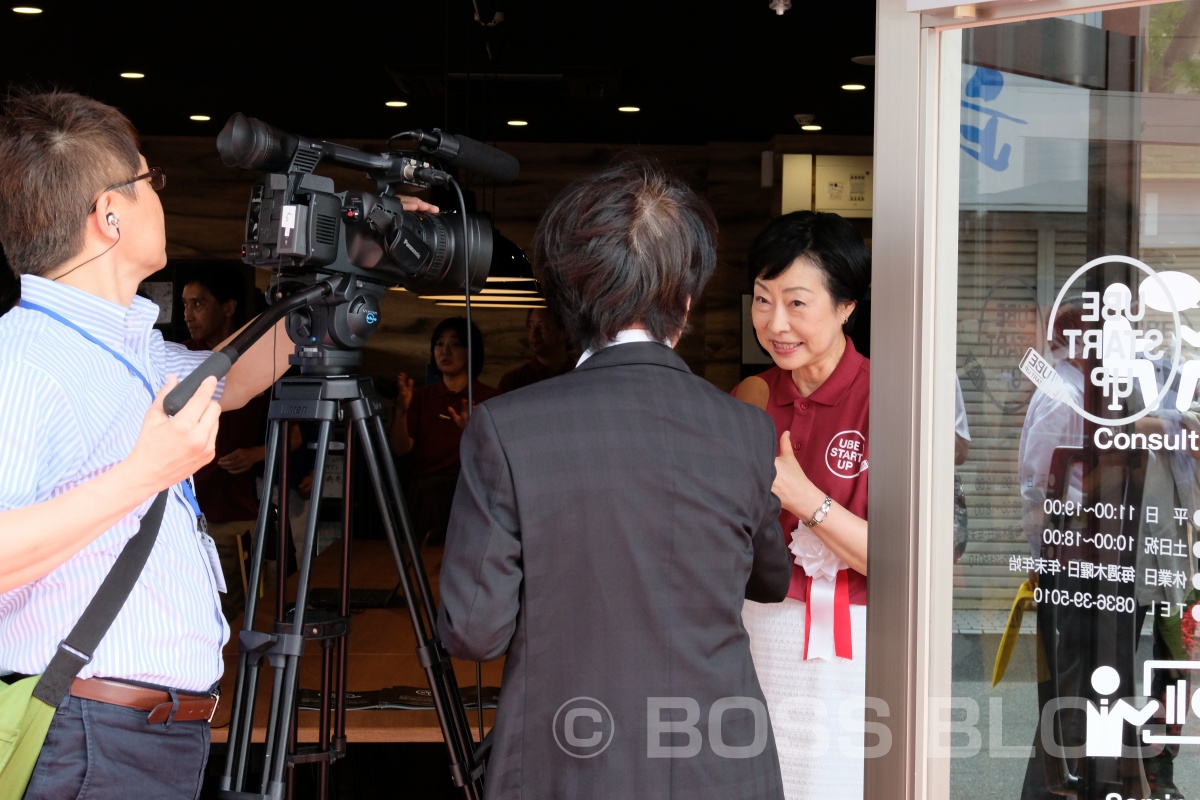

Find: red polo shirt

[747,339,870,605]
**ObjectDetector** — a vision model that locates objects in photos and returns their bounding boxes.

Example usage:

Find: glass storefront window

[950,4,1200,798]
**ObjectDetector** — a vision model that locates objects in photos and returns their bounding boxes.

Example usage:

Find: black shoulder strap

[33,490,170,706]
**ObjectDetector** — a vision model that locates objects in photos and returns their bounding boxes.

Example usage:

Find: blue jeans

[23,695,209,799]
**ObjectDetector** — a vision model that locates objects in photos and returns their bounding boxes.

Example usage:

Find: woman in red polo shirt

[733,211,872,799]
[389,317,499,545]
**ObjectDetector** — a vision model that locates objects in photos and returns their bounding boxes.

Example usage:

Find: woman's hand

[396,373,414,411]
[772,430,818,516]
[774,430,869,575]
[447,399,471,431]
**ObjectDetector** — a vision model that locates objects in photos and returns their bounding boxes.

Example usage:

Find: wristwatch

[803,496,833,528]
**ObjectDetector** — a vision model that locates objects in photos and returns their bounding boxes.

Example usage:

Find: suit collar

[573,340,691,374]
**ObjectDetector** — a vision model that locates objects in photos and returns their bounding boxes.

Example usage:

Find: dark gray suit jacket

[437,342,789,800]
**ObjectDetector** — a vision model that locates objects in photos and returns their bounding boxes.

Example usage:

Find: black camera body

[242,171,491,296]
[220,113,499,296]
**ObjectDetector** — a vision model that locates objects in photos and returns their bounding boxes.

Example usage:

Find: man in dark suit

[437,159,790,799]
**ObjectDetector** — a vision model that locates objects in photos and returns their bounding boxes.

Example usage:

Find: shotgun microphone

[404,129,520,183]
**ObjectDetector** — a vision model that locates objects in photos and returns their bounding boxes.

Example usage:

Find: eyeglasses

[88,166,166,213]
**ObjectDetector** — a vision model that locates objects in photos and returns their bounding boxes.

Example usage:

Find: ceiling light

[618,106,640,113]
[851,55,876,67]
[385,100,408,108]
[189,115,211,122]
[801,125,822,131]
[119,72,145,79]
[768,0,791,14]
[841,84,866,91]
[507,120,528,127]
[435,301,546,309]
[420,290,538,301]
[12,7,43,13]
[423,294,537,302]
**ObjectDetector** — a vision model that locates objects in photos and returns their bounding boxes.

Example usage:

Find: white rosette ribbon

[789,525,848,660]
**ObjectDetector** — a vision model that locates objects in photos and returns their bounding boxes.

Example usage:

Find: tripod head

[164,272,376,413]
[273,272,386,376]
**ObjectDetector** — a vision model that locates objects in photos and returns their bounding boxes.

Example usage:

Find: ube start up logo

[1020,256,1200,429]
[826,430,868,479]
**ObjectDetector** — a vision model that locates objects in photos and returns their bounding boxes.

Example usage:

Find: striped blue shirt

[0,275,229,692]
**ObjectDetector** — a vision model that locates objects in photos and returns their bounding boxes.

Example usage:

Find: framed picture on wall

[140,281,174,325]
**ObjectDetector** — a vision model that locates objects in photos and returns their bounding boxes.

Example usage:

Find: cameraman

[0,88,431,798]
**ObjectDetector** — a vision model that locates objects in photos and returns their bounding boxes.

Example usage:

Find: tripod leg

[261,417,336,796]
[221,416,285,795]
[348,409,485,798]
[218,375,485,799]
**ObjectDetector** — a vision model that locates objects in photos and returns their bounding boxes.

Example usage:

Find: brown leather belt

[70,677,218,724]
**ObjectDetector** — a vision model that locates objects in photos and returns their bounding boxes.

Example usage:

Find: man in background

[497,306,575,392]
[180,263,270,621]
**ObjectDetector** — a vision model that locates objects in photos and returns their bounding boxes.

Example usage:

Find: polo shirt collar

[20,274,159,353]
[769,337,866,408]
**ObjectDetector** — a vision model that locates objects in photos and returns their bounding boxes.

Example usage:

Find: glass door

[949,4,1200,798]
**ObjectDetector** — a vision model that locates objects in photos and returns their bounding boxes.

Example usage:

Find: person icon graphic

[1084,665,1159,758]
[1137,269,1200,412]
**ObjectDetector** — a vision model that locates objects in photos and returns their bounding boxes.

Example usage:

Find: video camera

[217,112,519,296]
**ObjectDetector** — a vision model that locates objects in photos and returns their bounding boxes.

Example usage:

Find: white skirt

[743,596,869,799]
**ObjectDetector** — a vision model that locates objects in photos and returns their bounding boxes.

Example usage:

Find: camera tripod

[216,370,485,799]
[165,277,485,800]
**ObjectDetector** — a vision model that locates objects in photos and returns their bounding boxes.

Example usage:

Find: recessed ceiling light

[618,106,640,113]
[385,100,408,108]
[189,115,211,122]
[435,301,546,309]
[13,7,43,13]
[507,120,528,127]
[801,124,822,131]
[419,290,538,300]
[841,84,866,91]
[119,72,145,79]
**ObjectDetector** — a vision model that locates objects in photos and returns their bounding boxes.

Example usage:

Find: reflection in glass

[950,4,1200,798]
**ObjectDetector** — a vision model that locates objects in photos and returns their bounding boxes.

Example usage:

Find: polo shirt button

[801,402,810,410]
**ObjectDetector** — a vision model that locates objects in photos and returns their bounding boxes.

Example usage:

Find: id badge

[199,516,228,593]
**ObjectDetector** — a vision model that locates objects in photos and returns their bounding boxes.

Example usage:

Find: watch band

[803,496,833,528]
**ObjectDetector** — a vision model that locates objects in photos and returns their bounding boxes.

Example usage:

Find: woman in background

[389,316,498,545]
[733,210,872,798]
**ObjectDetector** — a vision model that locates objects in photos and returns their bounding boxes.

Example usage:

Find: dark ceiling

[2,0,877,153]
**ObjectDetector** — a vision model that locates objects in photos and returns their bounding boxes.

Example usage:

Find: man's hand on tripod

[127,374,222,493]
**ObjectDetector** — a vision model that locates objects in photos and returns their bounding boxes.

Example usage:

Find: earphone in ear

[106,213,119,227]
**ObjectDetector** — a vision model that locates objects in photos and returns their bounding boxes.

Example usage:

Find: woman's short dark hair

[747,211,872,334]
[532,158,718,353]
[430,316,485,378]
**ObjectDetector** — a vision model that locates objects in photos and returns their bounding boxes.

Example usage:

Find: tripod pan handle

[165,350,233,415]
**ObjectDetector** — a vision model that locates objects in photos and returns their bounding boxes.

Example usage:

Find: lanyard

[19,298,203,519]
